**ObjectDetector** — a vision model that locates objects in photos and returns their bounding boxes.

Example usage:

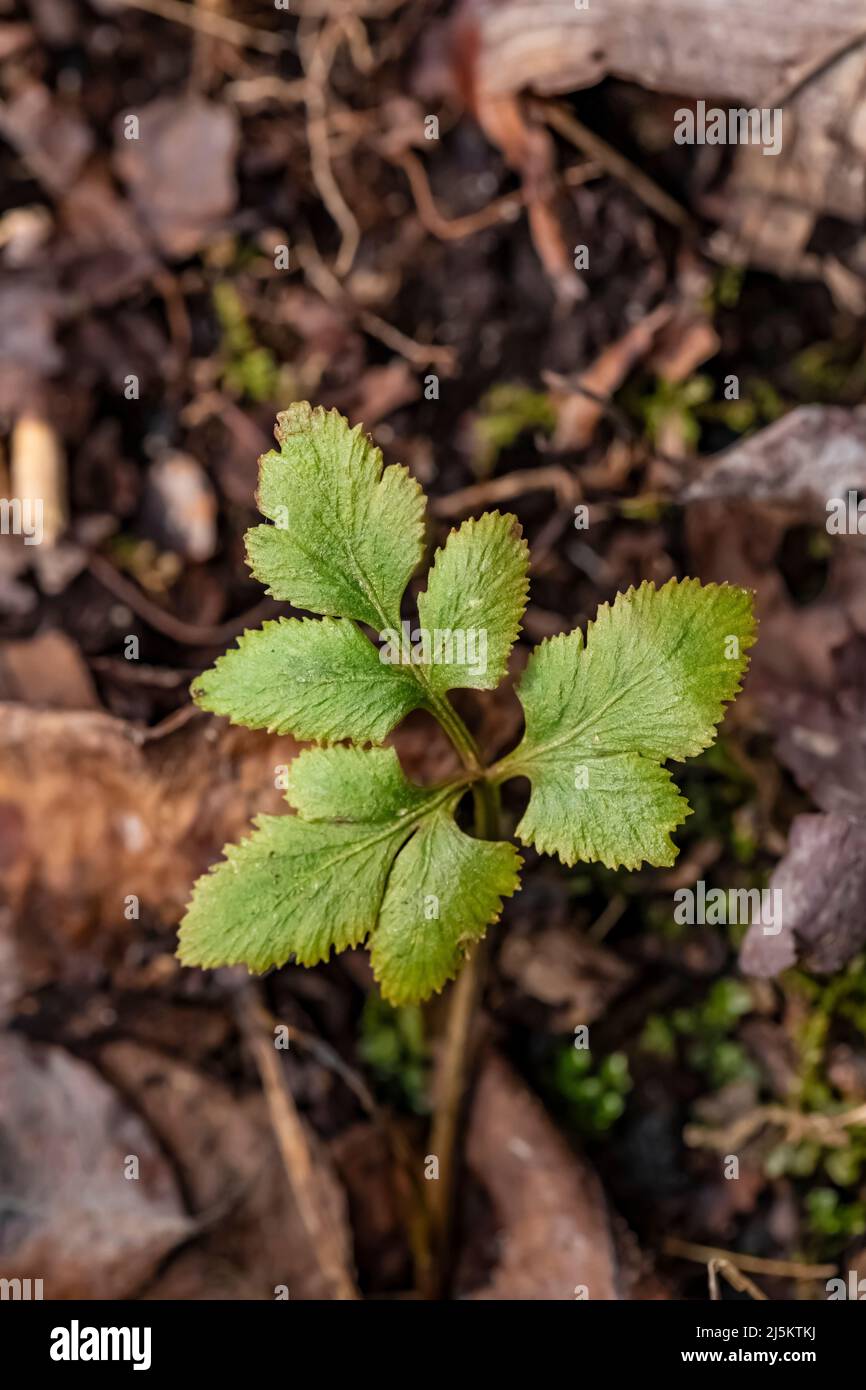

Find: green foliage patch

[178,403,755,1003]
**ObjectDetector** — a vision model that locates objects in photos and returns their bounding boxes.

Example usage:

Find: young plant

[178,402,756,1004]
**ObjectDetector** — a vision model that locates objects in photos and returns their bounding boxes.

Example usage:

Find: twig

[431,464,580,518]
[685,1100,866,1154]
[276,1018,434,1294]
[587,894,627,943]
[224,76,310,106]
[534,99,697,233]
[300,18,362,278]
[235,983,359,1300]
[665,1237,836,1283]
[297,239,455,369]
[427,780,499,1297]
[115,0,285,53]
[393,149,601,243]
[769,27,866,107]
[87,552,280,647]
[708,1257,767,1301]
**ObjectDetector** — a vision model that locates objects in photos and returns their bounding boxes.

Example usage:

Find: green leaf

[178,748,447,973]
[285,745,430,821]
[245,403,425,628]
[415,511,529,693]
[497,579,756,869]
[178,746,519,1000]
[177,814,413,972]
[191,617,421,744]
[370,811,521,1004]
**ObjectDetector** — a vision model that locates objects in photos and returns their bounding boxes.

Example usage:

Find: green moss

[550,1045,632,1135]
[472,384,556,474]
[213,282,281,404]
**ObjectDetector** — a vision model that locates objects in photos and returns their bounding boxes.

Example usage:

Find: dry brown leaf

[0,1033,191,1299]
[113,96,239,258]
[464,1051,628,1300]
[101,1040,354,1301]
[454,0,866,273]
[0,706,301,992]
[683,407,866,510]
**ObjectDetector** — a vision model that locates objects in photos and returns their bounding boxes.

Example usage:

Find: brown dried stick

[116,0,284,53]
[536,99,696,232]
[236,984,359,1301]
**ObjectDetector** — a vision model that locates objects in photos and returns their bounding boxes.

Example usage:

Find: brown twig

[769,27,866,107]
[665,1237,836,1283]
[393,149,601,243]
[115,0,285,53]
[224,76,310,106]
[87,552,280,647]
[685,1100,866,1154]
[235,984,359,1301]
[535,99,697,233]
[297,239,456,370]
[299,17,363,278]
[431,464,580,518]
[708,1257,767,1302]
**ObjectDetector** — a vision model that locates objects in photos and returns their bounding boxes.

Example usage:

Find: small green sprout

[552,1047,632,1135]
[177,403,756,1004]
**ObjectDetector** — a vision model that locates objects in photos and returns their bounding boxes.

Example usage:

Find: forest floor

[2,0,866,1302]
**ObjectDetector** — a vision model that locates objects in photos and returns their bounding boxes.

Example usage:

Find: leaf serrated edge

[415,509,530,685]
[371,836,524,1006]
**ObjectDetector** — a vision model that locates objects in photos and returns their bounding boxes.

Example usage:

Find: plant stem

[426,772,500,1297]
[428,691,482,773]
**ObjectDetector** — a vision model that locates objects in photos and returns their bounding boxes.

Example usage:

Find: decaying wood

[451,0,866,273]
[460,0,862,107]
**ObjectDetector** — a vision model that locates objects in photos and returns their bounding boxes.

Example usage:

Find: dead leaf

[453,0,866,274]
[0,631,99,708]
[682,407,866,511]
[0,83,92,197]
[464,1051,628,1299]
[684,499,866,692]
[0,706,301,992]
[0,276,65,413]
[0,1033,191,1299]
[770,637,866,822]
[113,96,239,259]
[740,813,866,978]
[58,167,157,305]
[100,1039,354,1301]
